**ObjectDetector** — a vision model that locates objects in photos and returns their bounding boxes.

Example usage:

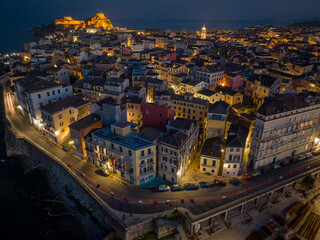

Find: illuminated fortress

[54,11,113,30]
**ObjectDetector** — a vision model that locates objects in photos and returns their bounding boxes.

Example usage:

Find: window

[228,165,231,168]
[58,89,60,94]
[119,146,122,152]
[47,92,50,97]
[230,148,234,152]
[59,122,63,126]
[52,90,55,95]
[159,120,162,125]
[229,155,233,161]
[203,158,207,165]
[128,150,132,156]
[111,143,114,149]
[203,168,206,171]
[146,110,149,114]
[159,113,162,117]
[171,168,175,174]
[65,88,68,92]
[141,150,145,157]
[233,165,237,168]
[38,94,41,99]
[148,148,151,155]
[58,114,62,119]
[211,169,215,173]
[212,160,216,167]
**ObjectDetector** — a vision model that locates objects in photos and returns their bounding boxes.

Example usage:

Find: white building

[249,94,320,170]
[196,65,224,89]
[47,67,70,84]
[222,123,249,176]
[158,118,199,183]
[14,76,73,127]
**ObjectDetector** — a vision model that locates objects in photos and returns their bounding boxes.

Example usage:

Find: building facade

[249,94,320,170]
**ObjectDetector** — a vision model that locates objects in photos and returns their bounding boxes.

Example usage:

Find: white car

[305,153,313,159]
[158,185,170,192]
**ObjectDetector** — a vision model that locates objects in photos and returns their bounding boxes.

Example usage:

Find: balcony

[108,147,125,157]
[140,152,155,160]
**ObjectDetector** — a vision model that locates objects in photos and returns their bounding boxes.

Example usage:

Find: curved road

[3,80,320,215]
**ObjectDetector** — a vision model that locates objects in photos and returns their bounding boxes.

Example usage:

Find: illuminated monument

[54,11,113,30]
[201,25,206,39]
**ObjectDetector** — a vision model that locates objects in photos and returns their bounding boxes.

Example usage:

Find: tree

[301,174,315,190]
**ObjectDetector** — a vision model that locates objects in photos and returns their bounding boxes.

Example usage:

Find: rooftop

[201,137,222,158]
[40,95,89,114]
[14,76,61,93]
[159,130,188,149]
[209,101,229,114]
[69,114,101,131]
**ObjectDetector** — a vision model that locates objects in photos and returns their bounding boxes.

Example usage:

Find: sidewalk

[180,152,217,185]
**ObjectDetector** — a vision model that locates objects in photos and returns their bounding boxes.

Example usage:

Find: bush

[301,174,315,190]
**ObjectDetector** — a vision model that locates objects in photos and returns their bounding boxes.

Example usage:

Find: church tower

[201,25,206,39]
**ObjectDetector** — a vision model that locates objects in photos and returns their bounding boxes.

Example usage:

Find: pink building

[223,74,243,91]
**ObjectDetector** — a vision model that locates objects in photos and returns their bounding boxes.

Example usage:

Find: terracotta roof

[257,95,312,116]
[201,137,222,158]
[40,95,89,114]
[159,130,188,149]
[69,114,101,131]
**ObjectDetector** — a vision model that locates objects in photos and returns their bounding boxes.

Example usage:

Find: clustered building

[6,16,320,185]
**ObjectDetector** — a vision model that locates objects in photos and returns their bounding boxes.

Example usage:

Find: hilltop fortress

[54,11,113,30]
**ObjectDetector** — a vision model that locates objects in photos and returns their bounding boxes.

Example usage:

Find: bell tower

[201,25,206,39]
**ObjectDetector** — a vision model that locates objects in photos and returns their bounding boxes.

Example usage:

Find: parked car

[158,185,170,192]
[298,155,306,161]
[305,153,313,159]
[271,164,281,170]
[183,183,199,191]
[242,174,253,181]
[312,150,320,156]
[229,178,241,186]
[199,181,211,188]
[95,169,109,177]
[252,171,261,177]
[214,178,226,186]
[171,184,184,192]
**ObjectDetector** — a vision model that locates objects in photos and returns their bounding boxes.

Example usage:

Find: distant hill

[291,19,320,27]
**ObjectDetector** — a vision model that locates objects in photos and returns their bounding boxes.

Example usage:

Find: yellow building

[215,86,243,106]
[172,93,209,126]
[86,122,157,185]
[40,95,90,143]
[194,89,225,104]
[206,101,229,139]
[200,137,222,175]
[125,97,143,125]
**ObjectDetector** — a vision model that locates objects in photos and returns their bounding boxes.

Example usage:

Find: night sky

[1,0,320,24]
[0,0,319,53]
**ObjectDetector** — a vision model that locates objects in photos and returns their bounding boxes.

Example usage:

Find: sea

[0,18,293,55]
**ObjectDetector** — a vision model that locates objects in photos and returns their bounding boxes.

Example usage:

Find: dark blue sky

[1,0,320,25]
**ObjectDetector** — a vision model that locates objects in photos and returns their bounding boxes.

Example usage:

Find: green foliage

[301,174,315,190]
